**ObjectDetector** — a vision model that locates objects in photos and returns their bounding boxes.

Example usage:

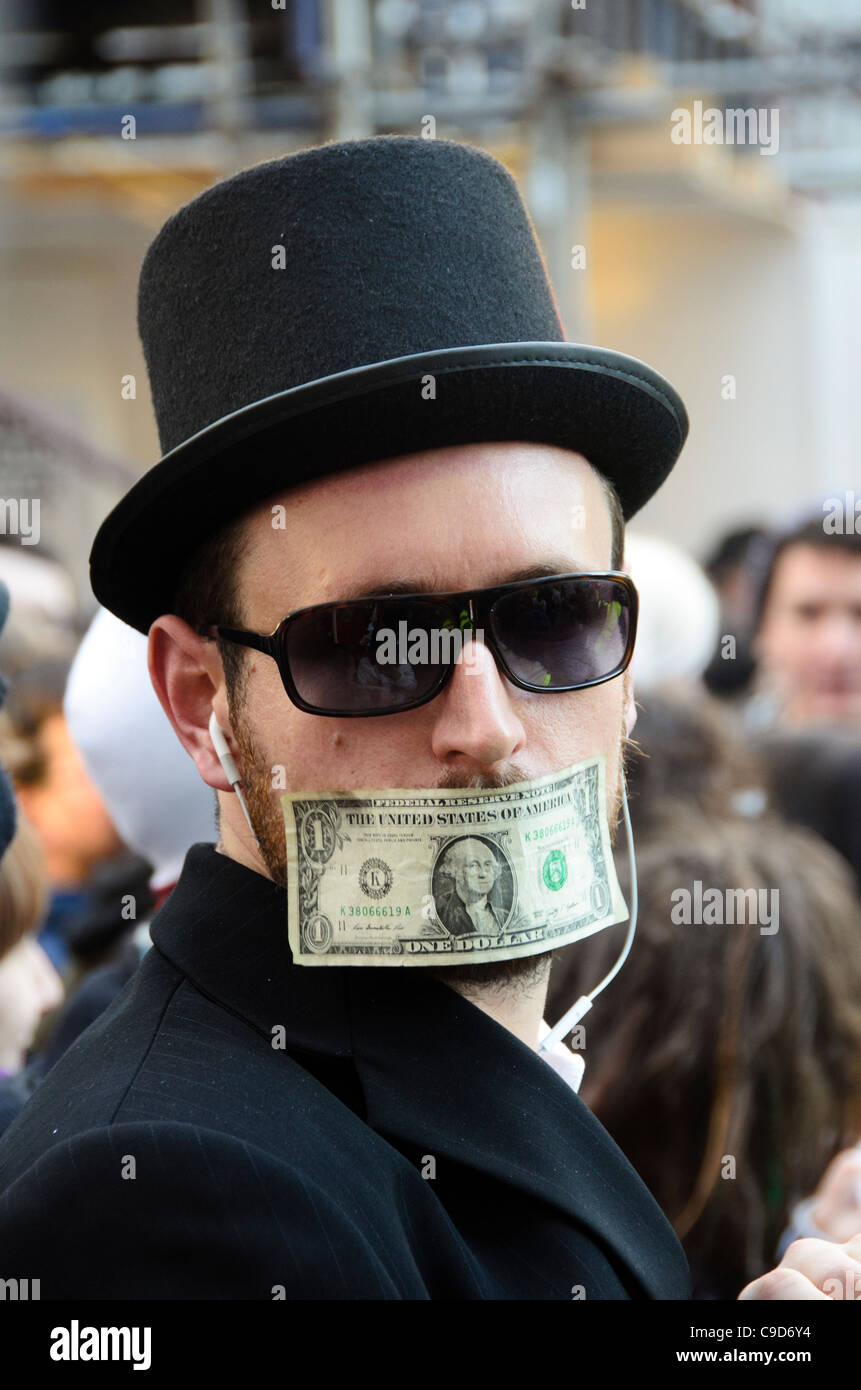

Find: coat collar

[150,843,689,1298]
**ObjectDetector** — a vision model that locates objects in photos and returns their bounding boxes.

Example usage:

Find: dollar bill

[281,756,628,966]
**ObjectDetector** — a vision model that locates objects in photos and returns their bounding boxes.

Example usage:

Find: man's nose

[430,637,525,768]
[812,612,861,670]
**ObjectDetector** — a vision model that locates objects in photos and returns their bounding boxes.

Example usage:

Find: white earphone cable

[208,712,259,839]
[538,776,638,1053]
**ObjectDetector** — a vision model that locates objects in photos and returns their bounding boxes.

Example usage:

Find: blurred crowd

[0,506,859,1299]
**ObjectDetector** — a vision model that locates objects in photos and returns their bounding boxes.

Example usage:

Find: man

[0,137,855,1301]
[752,517,861,726]
[433,836,511,938]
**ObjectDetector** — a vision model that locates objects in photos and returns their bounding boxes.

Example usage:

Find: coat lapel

[344,966,689,1297]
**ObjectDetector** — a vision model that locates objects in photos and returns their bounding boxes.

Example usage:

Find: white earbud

[208,712,257,838]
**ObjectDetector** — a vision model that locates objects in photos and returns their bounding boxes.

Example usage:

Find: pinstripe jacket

[0,843,690,1299]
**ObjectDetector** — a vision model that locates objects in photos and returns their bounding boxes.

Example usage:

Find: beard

[230,693,293,894]
[228,687,627,992]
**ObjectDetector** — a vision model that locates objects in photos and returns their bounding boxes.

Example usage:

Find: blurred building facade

[1,0,860,600]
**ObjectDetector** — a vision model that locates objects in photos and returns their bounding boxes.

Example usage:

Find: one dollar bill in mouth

[281,756,628,967]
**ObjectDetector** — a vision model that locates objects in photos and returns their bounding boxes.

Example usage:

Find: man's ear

[147,615,235,793]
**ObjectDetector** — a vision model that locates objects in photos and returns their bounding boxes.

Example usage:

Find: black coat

[0,844,690,1300]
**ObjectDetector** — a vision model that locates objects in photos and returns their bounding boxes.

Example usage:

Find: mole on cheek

[332,731,344,749]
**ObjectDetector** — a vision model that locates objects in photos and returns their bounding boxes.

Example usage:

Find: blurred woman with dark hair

[546,813,861,1299]
[760,724,861,896]
[623,686,766,836]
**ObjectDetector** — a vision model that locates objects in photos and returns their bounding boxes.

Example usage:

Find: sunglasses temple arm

[538,772,638,1053]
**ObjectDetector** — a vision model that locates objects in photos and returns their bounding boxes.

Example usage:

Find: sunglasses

[199,571,638,718]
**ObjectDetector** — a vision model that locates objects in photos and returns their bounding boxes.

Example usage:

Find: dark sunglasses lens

[491,578,633,688]
[284,600,453,712]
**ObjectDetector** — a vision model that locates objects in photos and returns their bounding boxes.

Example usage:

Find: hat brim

[90,342,688,634]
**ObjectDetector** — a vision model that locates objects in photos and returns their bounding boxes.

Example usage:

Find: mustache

[434,764,534,791]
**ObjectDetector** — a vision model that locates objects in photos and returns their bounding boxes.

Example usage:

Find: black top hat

[90,135,688,634]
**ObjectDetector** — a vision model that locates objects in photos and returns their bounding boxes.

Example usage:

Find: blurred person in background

[545,814,861,1299]
[624,533,720,694]
[748,516,861,729]
[702,525,769,699]
[0,814,63,1123]
[779,1145,861,1252]
[0,605,215,1131]
[0,577,64,1125]
[63,607,216,915]
[620,537,771,828]
[624,686,766,839]
[0,537,126,973]
[760,725,861,896]
[1,672,126,974]
[32,605,216,1074]
[0,539,80,682]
